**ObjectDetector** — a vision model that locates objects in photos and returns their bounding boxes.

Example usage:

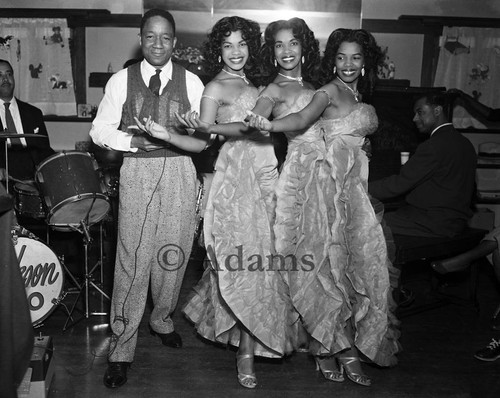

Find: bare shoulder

[322,82,341,97]
[260,81,281,98]
[202,79,225,99]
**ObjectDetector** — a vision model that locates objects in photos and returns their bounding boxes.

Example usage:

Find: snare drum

[14,181,46,219]
[13,236,64,325]
[36,151,110,228]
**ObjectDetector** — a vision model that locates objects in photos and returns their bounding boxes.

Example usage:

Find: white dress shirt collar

[1,96,18,108]
[141,59,173,87]
[431,122,452,136]
[0,96,26,146]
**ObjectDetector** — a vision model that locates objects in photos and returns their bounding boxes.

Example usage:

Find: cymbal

[0,133,47,139]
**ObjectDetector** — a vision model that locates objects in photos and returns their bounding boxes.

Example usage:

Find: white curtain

[0,18,76,116]
[434,26,500,129]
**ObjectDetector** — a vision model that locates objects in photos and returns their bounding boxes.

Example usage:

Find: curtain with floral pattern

[434,26,500,128]
[0,18,76,116]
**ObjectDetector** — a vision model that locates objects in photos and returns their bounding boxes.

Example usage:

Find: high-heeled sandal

[314,356,344,383]
[236,354,257,389]
[338,356,371,386]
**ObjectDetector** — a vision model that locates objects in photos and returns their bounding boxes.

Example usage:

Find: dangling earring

[301,56,305,64]
[361,66,365,77]
[274,59,277,67]
[218,55,221,63]
[333,66,337,75]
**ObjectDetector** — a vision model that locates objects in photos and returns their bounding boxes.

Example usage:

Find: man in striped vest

[90,8,208,388]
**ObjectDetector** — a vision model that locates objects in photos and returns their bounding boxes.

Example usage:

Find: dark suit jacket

[0,183,34,397]
[0,99,55,181]
[369,124,477,237]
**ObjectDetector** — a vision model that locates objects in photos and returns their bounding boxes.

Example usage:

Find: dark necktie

[148,69,162,96]
[4,102,22,146]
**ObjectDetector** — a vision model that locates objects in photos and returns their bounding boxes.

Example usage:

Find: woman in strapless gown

[182,84,295,362]
[254,18,347,382]
[320,102,400,369]
[171,17,295,390]
[246,28,400,387]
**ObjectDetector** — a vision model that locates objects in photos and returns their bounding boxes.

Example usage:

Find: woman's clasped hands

[245,111,273,132]
[175,111,213,134]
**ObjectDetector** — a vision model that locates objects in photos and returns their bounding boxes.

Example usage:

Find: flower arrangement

[378,46,396,80]
[172,45,204,64]
[468,63,490,100]
[469,63,490,84]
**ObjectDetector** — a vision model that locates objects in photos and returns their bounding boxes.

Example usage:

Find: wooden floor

[28,239,500,398]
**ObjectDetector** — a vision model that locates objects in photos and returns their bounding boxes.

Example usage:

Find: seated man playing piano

[369,92,477,238]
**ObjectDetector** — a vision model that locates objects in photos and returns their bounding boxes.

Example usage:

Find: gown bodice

[320,103,378,148]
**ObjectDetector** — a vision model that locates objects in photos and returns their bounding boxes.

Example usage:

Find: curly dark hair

[259,18,320,86]
[203,16,261,81]
[320,28,384,99]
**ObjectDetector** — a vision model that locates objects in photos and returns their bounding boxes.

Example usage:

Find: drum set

[2,133,114,330]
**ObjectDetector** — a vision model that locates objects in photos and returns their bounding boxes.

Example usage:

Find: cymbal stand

[3,137,9,193]
[58,196,110,331]
[1,131,47,193]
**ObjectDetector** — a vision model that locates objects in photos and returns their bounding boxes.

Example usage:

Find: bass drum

[13,236,64,325]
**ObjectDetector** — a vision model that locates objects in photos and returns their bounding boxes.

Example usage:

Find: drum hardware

[57,254,83,296]
[59,218,110,331]
[11,222,39,242]
[0,132,47,194]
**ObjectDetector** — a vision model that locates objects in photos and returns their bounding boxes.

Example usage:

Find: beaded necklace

[336,77,359,102]
[278,72,303,86]
[221,68,249,85]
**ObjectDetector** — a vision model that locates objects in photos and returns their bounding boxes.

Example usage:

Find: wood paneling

[145,0,360,13]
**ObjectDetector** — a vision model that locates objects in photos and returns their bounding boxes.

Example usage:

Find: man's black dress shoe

[150,327,182,348]
[103,362,131,388]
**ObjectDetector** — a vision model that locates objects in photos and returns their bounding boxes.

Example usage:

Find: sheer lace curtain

[434,26,500,128]
[0,18,76,116]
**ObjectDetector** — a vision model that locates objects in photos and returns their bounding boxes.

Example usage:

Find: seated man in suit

[0,59,55,186]
[369,92,477,238]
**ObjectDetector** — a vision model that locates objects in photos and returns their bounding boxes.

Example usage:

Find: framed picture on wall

[77,104,94,118]
[373,32,425,87]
